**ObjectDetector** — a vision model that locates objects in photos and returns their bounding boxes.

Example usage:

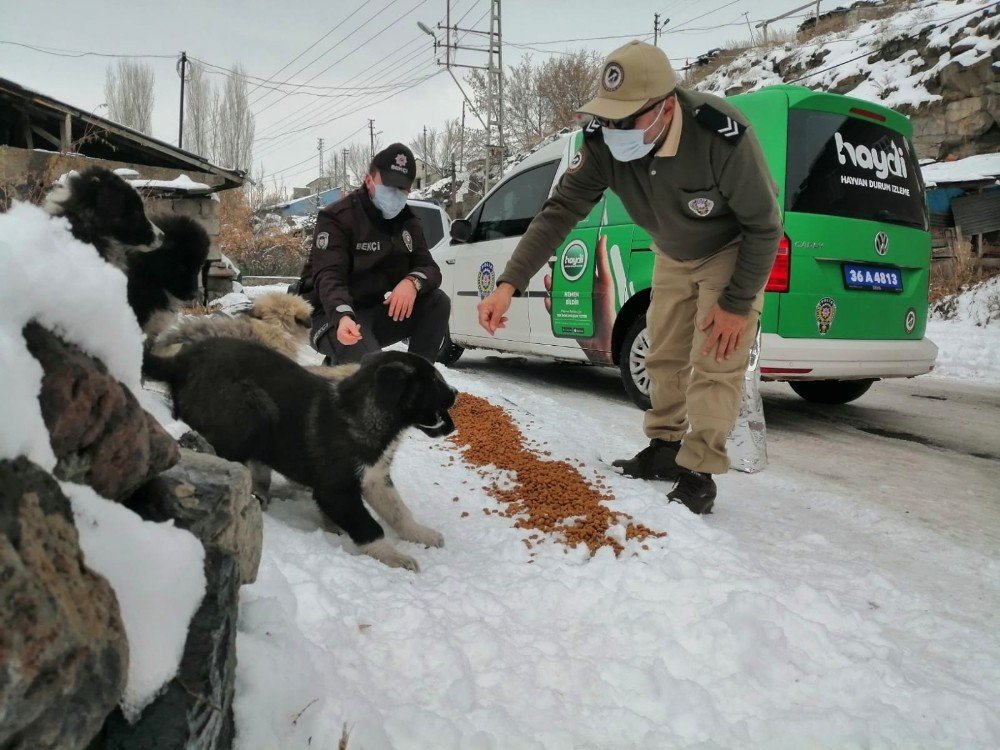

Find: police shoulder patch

[567,148,585,173]
[316,231,329,250]
[695,104,747,143]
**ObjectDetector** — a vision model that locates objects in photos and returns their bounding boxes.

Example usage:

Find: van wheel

[437,335,464,366]
[789,379,874,404]
[619,316,652,410]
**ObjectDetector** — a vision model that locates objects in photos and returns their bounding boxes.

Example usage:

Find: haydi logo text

[835,132,907,180]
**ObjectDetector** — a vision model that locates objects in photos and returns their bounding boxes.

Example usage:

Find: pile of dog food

[447,393,665,556]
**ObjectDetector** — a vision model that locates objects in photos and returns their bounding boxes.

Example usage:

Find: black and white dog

[43,166,163,270]
[44,167,209,336]
[128,215,210,336]
[143,339,457,571]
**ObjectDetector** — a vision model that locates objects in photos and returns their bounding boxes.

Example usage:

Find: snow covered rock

[100,450,262,748]
[0,456,128,750]
[22,322,179,501]
[126,449,262,586]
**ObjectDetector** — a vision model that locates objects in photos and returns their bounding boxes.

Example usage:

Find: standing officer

[477,41,782,514]
[299,143,450,364]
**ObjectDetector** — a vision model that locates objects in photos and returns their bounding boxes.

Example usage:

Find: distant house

[921,154,1000,269]
[261,187,343,218]
[0,75,246,297]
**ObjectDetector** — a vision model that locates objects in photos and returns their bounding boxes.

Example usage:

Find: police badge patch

[316,231,329,250]
[567,149,585,173]
[402,230,413,252]
[602,62,624,91]
[688,198,714,217]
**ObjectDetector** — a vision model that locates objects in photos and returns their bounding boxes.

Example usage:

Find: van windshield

[786,109,927,230]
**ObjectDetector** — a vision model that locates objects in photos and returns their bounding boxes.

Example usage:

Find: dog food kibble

[448,393,665,556]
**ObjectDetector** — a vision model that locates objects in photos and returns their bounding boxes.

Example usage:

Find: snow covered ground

[233,288,1000,748]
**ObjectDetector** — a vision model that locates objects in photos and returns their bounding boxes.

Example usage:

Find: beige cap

[578,40,677,121]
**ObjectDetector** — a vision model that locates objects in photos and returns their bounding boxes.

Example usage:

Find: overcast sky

[0,0,811,188]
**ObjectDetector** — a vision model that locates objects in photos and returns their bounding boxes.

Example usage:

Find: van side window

[471,161,560,242]
[409,204,444,248]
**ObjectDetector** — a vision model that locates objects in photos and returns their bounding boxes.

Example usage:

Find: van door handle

[446,259,456,265]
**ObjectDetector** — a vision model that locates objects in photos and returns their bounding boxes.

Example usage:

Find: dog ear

[373,361,412,411]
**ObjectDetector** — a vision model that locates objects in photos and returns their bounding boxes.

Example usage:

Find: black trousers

[312,287,451,364]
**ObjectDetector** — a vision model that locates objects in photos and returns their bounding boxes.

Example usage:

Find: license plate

[843,263,903,292]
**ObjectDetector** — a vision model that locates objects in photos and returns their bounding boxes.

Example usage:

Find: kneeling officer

[299,143,450,364]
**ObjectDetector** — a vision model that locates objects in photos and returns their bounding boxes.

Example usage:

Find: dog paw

[360,539,420,572]
[399,522,444,548]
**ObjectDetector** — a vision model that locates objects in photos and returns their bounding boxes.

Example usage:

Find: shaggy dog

[143,339,456,571]
[43,166,163,270]
[153,292,313,361]
[127,215,211,337]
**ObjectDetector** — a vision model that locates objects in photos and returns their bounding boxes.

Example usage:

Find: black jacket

[301,189,442,326]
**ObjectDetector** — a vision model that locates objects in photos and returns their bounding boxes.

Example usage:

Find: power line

[252,0,430,118]
[668,0,742,33]
[259,70,444,181]
[245,1,371,100]
[249,0,402,112]
[0,39,175,59]
[252,40,434,149]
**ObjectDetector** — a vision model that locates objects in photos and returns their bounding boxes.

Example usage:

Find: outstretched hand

[478,283,515,335]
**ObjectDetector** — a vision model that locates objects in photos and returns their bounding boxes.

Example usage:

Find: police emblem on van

[688,198,714,217]
[560,240,589,282]
[816,297,837,336]
[477,261,495,299]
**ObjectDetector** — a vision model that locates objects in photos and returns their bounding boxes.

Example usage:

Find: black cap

[371,143,416,189]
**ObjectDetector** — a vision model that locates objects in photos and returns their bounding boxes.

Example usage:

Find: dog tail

[142,347,183,384]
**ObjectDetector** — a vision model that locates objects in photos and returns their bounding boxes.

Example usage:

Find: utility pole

[460,99,466,173]
[653,14,669,46]
[316,138,324,212]
[176,51,188,148]
[417,0,503,192]
[449,158,457,219]
[742,12,756,45]
[368,119,376,159]
[332,152,339,191]
[342,147,349,189]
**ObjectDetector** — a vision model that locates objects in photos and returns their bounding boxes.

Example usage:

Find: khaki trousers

[642,244,763,474]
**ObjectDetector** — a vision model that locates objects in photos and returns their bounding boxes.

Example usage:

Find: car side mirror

[450,218,472,243]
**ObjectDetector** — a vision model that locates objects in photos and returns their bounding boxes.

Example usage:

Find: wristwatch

[406,275,423,292]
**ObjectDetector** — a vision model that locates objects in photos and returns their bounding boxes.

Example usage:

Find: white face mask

[602,100,667,162]
[371,183,408,219]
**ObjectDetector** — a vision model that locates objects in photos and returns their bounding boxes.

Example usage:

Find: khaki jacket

[497,88,783,315]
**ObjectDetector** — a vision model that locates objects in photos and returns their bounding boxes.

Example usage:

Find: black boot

[667,470,717,515]
[611,439,683,480]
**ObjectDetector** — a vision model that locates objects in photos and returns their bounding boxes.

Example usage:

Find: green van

[437,84,937,407]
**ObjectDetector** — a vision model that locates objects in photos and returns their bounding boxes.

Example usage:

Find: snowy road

[235,350,1000,749]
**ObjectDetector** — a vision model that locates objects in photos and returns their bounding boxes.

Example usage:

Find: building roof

[921,153,1000,188]
[0,76,245,191]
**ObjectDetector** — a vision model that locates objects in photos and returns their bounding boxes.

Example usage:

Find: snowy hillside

[693,0,999,112]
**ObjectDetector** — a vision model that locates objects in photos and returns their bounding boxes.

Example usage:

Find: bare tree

[466,49,602,155]
[104,59,155,134]
[538,50,603,126]
[184,60,214,158]
[246,163,288,212]
[343,139,381,189]
[216,63,255,171]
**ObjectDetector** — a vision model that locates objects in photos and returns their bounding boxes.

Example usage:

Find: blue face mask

[601,101,667,162]
[372,183,408,219]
